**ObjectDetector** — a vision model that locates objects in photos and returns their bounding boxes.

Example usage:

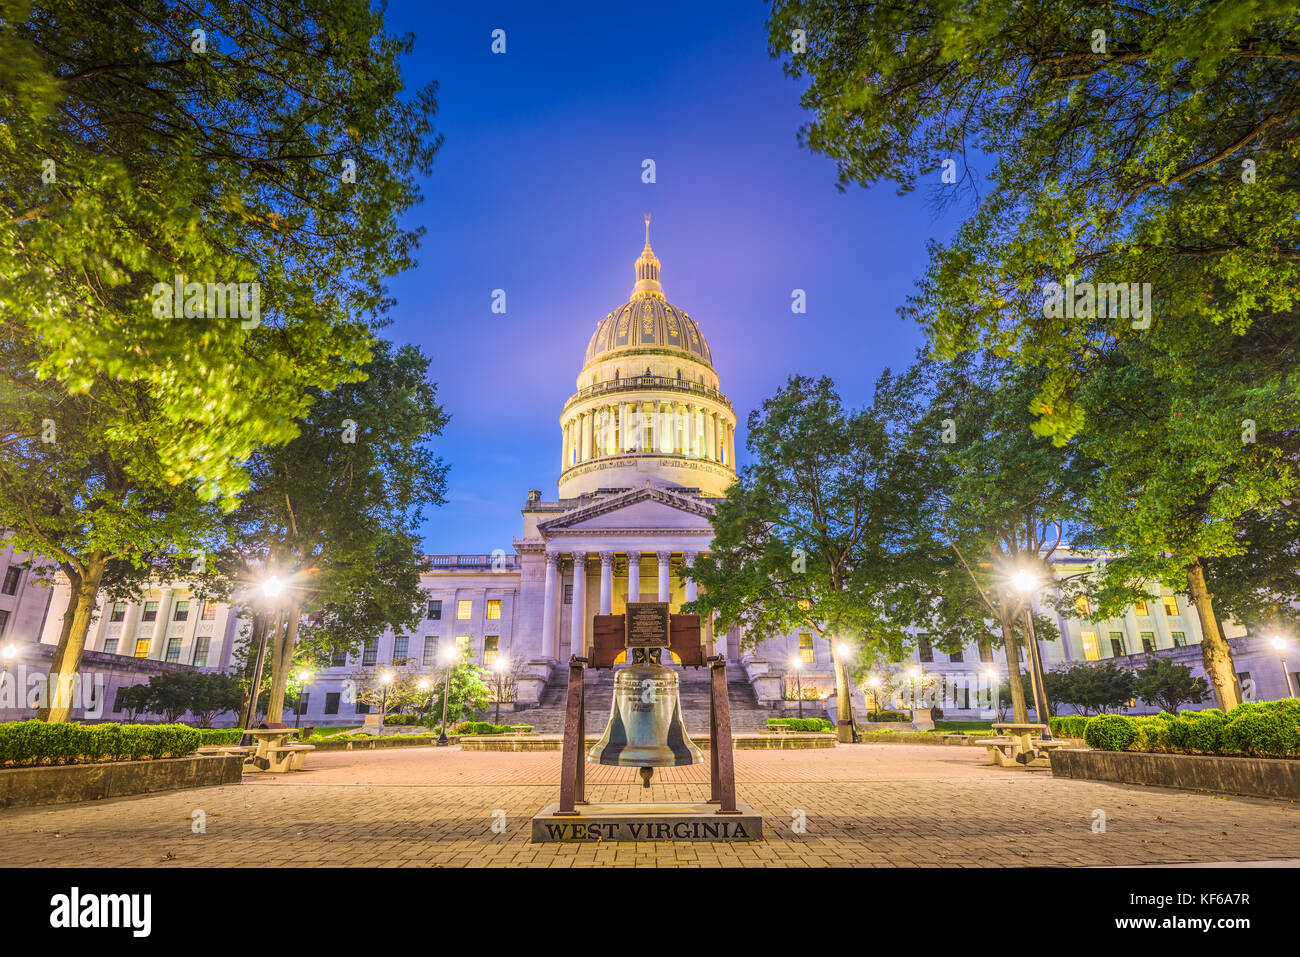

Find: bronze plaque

[625,602,670,647]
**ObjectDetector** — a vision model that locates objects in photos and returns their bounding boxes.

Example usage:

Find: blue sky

[380,1,967,553]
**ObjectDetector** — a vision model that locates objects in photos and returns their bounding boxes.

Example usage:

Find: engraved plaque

[625,601,670,648]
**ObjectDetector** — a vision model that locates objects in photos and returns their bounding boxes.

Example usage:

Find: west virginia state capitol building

[1,225,1294,724]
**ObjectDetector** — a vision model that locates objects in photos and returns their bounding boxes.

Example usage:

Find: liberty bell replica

[589,606,702,787]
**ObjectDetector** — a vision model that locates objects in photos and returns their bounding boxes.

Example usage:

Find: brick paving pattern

[1,744,1297,867]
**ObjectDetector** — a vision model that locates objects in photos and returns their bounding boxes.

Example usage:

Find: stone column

[541,552,559,660]
[561,419,570,471]
[683,552,699,604]
[618,402,628,452]
[646,401,656,453]
[151,587,173,658]
[570,554,587,656]
[599,552,614,615]
[626,550,641,603]
[657,550,672,602]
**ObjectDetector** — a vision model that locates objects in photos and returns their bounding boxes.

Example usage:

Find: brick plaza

[1,744,1297,867]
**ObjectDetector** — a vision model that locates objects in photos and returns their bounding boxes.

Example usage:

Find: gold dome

[583,217,713,369]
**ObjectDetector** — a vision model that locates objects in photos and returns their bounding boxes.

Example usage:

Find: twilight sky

[380,0,966,554]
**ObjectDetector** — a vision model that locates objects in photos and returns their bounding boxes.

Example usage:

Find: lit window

[201,602,217,621]
[134,639,151,658]
[142,601,158,622]
[456,599,472,620]
[1162,596,1179,617]
[484,636,499,665]
[1080,631,1100,661]
[1134,600,1148,616]
[798,633,814,664]
[487,599,501,620]
[1074,596,1090,617]
[110,602,127,623]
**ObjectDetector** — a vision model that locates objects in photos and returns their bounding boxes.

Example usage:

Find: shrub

[382,714,419,726]
[1133,715,1174,752]
[196,729,244,745]
[862,710,910,723]
[1084,714,1138,751]
[1049,716,1089,738]
[452,720,516,735]
[767,718,833,732]
[0,722,201,766]
[1221,700,1300,757]
[1168,709,1225,753]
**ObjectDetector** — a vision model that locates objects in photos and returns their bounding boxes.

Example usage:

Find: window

[297,693,310,715]
[113,688,127,713]
[133,639,151,658]
[1133,599,1149,616]
[393,637,409,663]
[423,638,439,666]
[1237,671,1252,698]
[110,602,127,623]
[917,634,933,663]
[324,692,340,715]
[484,636,499,665]
[1140,632,1155,653]
[426,600,442,620]
[1080,631,1100,661]
[173,601,190,622]
[362,640,378,667]
[798,633,814,664]
[1,567,21,595]
[563,584,573,604]
[1109,632,1126,657]
[1171,631,1187,647]
[192,636,210,667]
[978,640,994,663]
[487,599,502,620]
[331,650,347,667]
[355,699,370,714]
[456,599,472,620]
[142,601,158,622]
[102,638,118,655]
[0,609,9,637]
[201,602,217,621]
[1162,596,1179,617]
[1074,596,1091,617]
[948,649,963,663]
[165,637,182,662]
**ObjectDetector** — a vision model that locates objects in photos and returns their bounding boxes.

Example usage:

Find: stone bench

[256,744,315,773]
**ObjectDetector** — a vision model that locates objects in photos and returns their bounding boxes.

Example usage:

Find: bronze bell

[588,649,702,786]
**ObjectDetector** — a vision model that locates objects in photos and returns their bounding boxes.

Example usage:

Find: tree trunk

[831,649,853,743]
[1186,561,1241,711]
[265,600,301,725]
[38,554,107,722]
[998,602,1029,724]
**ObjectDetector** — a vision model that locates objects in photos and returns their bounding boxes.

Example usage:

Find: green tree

[0,0,441,719]
[215,340,449,725]
[426,663,492,729]
[685,374,927,742]
[1133,655,1211,714]
[1055,662,1137,716]
[117,683,153,723]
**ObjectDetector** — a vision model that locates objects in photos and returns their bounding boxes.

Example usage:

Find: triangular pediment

[538,486,716,533]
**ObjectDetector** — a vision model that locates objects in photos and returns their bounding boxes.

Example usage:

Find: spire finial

[631,216,663,299]
[644,213,651,248]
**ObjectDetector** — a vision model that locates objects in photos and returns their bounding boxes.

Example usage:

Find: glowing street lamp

[242,573,288,736]
[262,575,283,598]
[1011,568,1053,740]
[865,673,882,715]
[789,655,805,718]
[1271,637,1297,698]
[378,669,394,720]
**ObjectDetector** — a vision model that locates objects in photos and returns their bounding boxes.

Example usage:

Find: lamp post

[836,643,860,741]
[1272,637,1297,698]
[866,673,881,716]
[240,574,284,742]
[418,678,433,725]
[789,655,804,718]
[1011,569,1053,740]
[295,669,312,728]
[378,669,393,721]
[437,645,459,746]
[493,655,509,725]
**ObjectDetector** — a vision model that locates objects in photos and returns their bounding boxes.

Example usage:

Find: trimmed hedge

[381,714,419,726]
[1071,699,1300,757]
[864,710,911,723]
[768,718,833,732]
[1048,715,1089,738]
[453,721,518,735]
[196,729,244,745]
[0,722,202,767]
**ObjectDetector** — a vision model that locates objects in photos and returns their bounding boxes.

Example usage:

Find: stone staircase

[516,663,773,735]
